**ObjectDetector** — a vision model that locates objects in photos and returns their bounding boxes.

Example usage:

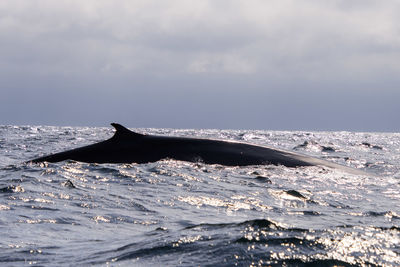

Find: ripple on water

[0,126,399,266]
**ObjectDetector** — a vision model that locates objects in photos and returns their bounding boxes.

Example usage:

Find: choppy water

[1,125,399,266]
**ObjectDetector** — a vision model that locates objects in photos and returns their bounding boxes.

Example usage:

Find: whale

[30,123,366,175]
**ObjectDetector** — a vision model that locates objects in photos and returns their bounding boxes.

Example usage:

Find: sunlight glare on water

[0,125,399,266]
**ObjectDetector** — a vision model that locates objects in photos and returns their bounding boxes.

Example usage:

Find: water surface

[1,125,399,266]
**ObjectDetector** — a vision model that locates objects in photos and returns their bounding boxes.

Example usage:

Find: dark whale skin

[30,123,366,175]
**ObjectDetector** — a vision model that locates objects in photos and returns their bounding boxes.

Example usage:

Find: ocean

[0,125,399,266]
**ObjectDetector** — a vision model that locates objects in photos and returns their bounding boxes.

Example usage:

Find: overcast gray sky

[1,0,399,131]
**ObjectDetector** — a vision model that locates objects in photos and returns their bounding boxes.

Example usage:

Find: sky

[1,0,399,131]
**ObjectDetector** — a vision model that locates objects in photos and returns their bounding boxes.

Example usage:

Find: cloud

[0,0,399,130]
[1,0,399,81]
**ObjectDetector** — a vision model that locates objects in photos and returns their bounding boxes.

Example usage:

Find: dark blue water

[1,125,399,266]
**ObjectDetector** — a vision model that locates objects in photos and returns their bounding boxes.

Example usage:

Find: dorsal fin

[110,123,144,138]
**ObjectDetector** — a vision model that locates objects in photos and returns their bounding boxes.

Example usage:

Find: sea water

[0,125,399,266]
